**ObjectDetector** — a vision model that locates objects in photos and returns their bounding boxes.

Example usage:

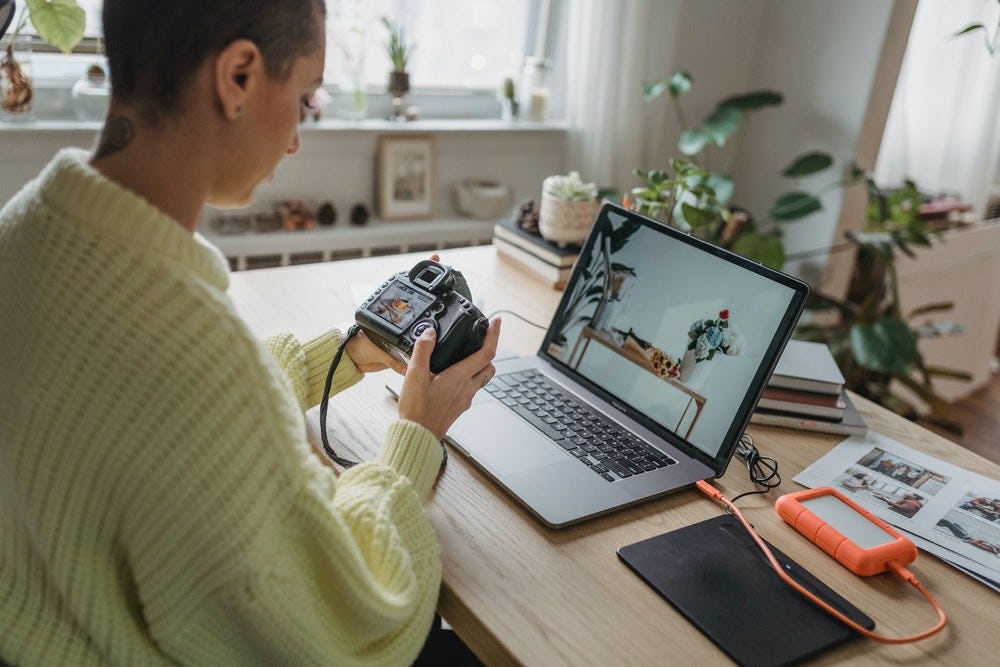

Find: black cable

[487,309,546,330]
[729,433,782,504]
[319,325,363,468]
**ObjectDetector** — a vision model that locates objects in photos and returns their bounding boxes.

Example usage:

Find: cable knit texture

[0,149,443,666]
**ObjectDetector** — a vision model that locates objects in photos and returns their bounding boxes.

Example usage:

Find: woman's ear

[214,39,262,121]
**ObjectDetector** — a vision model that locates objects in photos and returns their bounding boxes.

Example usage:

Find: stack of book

[492,216,579,289]
[751,339,868,437]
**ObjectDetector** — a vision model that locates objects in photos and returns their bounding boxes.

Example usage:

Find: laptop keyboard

[485,369,676,482]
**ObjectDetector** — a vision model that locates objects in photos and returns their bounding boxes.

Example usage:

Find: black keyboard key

[511,404,563,440]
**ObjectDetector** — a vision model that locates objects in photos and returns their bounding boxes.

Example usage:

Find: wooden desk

[227,245,1000,666]
[567,325,707,438]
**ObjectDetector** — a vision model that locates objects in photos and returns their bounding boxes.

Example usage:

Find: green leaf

[781,151,834,177]
[706,173,734,205]
[679,128,712,156]
[702,106,742,146]
[954,24,985,37]
[681,202,717,229]
[667,71,693,98]
[731,232,785,269]
[770,192,822,220]
[26,0,85,54]
[716,90,783,112]
[641,80,669,102]
[849,318,918,375]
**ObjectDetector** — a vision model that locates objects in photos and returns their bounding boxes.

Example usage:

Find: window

[326,0,532,91]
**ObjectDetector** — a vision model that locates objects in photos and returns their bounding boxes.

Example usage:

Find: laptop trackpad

[448,402,568,477]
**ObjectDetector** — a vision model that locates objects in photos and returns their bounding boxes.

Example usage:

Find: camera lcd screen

[368,281,434,330]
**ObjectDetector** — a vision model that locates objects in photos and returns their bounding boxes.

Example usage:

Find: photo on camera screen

[368,282,432,329]
[545,210,798,459]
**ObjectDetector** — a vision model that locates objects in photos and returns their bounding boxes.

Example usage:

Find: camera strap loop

[319,325,363,468]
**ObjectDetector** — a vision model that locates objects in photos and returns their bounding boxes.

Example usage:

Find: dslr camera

[356,259,489,373]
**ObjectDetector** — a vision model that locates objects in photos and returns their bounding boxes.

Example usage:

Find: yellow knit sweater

[0,149,443,666]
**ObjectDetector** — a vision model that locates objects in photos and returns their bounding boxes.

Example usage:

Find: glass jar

[519,56,550,122]
[1,35,33,120]
[71,62,111,122]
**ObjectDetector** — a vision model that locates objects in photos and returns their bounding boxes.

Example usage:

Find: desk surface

[227,245,1000,666]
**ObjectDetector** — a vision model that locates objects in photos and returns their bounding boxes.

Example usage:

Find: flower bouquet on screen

[679,309,744,386]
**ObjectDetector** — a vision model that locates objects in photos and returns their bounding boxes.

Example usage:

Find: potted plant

[1,0,85,116]
[381,16,413,119]
[538,171,599,247]
[635,71,848,269]
[499,75,518,120]
[795,168,972,432]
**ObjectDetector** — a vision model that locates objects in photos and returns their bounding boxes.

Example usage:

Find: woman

[0,1,498,664]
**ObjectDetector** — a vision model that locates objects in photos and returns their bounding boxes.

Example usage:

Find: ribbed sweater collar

[36,148,230,291]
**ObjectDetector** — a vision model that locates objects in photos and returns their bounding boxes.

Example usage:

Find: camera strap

[319,325,363,468]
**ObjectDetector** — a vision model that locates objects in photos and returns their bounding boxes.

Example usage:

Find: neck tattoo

[93,114,135,159]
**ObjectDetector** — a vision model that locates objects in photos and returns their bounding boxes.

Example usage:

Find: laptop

[388,203,809,528]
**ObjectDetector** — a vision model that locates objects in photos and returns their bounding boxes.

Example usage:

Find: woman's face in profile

[213,31,326,209]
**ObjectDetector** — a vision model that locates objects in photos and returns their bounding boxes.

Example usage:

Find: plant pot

[538,195,599,247]
[678,348,713,388]
[1,36,33,119]
[388,70,410,97]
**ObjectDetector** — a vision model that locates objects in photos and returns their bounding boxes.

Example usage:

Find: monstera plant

[633,71,848,269]
[794,167,971,432]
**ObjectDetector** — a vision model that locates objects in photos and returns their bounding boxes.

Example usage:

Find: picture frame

[377,135,436,220]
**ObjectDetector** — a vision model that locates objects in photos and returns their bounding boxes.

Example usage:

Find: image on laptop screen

[544,208,802,461]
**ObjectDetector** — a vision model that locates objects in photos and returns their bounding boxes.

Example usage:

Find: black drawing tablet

[618,514,874,666]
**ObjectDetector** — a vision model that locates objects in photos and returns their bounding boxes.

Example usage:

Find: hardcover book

[493,215,580,268]
[769,339,845,396]
[493,237,572,289]
[751,391,868,437]
[757,386,846,420]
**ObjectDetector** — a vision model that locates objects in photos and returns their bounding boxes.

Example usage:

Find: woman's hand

[345,330,407,375]
[397,318,501,440]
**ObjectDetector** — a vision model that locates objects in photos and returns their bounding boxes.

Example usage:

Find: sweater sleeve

[263,328,363,410]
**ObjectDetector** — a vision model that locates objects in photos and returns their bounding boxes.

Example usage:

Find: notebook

[388,203,809,527]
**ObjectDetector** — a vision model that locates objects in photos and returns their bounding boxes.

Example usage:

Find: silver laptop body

[389,203,808,528]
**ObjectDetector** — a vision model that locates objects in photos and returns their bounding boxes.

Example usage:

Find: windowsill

[0,118,569,133]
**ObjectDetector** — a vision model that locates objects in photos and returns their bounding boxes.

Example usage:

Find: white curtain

[563,0,682,195]
[875,0,1000,216]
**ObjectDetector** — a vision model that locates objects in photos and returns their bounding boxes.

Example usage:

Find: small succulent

[543,171,598,201]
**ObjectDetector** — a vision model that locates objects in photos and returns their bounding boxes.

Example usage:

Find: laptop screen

[541,204,808,471]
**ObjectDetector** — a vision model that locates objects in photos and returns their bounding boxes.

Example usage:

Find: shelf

[201,217,496,271]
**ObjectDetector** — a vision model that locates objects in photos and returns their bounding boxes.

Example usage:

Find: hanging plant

[2,0,85,113]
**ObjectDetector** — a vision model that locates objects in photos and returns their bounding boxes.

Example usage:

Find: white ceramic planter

[678,348,714,388]
[538,194,599,247]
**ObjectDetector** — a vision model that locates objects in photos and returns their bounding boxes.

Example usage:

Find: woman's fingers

[407,326,437,377]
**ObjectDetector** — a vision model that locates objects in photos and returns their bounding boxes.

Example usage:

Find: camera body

[356,260,489,373]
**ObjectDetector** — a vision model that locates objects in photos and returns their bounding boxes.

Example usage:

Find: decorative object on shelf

[538,171,599,247]
[333,19,371,120]
[499,76,519,121]
[381,16,413,121]
[350,202,370,226]
[377,134,435,220]
[513,199,540,233]
[317,201,337,226]
[1,0,84,119]
[0,1,14,40]
[278,200,316,231]
[679,309,743,387]
[519,56,550,122]
[71,61,110,122]
[455,179,513,219]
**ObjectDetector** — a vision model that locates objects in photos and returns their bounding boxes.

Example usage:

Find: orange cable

[695,480,947,644]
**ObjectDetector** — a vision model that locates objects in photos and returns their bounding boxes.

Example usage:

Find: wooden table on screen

[567,324,707,439]
[226,244,1000,666]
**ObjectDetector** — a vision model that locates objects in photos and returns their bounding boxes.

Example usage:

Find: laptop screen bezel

[537,203,810,476]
